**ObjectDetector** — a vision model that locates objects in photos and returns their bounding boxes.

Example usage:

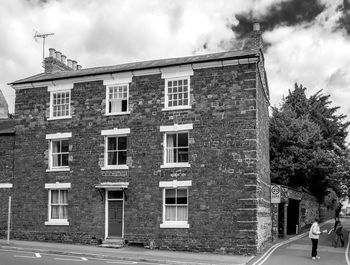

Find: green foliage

[270,83,350,200]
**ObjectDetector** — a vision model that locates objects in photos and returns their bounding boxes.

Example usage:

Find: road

[250,217,350,265]
[0,249,156,265]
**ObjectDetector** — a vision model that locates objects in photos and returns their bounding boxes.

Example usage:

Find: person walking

[309,218,322,260]
[333,220,345,247]
[335,202,342,221]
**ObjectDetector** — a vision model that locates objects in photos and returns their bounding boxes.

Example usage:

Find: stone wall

[300,191,319,228]
[255,56,271,251]
[271,185,320,240]
[12,61,269,254]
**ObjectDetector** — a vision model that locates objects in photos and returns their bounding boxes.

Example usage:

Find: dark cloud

[337,0,350,34]
[232,0,326,38]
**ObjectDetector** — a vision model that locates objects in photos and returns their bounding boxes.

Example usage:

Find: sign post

[7,196,11,244]
[271,184,281,204]
[0,183,13,244]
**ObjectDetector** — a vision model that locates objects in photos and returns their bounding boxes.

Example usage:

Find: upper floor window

[161,67,193,111]
[165,132,189,163]
[106,136,127,166]
[160,124,192,168]
[165,78,190,109]
[46,132,72,172]
[52,91,70,117]
[101,128,130,170]
[107,84,129,114]
[103,73,132,116]
[48,84,73,120]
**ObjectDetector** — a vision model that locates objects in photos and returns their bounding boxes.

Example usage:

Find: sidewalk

[0,239,253,265]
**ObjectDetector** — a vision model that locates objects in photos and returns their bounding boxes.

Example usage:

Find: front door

[107,191,124,238]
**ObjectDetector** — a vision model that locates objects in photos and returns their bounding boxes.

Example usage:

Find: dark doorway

[287,199,300,235]
[108,200,123,237]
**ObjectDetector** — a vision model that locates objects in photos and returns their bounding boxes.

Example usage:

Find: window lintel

[46,132,72,140]
[160,123,193,132]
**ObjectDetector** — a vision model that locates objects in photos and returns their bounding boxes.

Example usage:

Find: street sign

[271,184,281,203]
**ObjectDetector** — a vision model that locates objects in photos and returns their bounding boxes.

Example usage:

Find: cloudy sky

[1,0,350,143]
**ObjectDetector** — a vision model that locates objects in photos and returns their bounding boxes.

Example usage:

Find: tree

[270,84,350,200]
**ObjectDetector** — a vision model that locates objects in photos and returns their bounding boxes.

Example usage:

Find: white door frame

[104,189,125,239]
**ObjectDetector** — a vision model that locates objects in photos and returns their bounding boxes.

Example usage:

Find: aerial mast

[34,31,55,63]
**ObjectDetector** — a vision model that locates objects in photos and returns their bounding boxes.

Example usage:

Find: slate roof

[10,49,259,85]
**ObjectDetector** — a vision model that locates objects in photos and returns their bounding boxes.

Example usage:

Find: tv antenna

[34,31,55,61]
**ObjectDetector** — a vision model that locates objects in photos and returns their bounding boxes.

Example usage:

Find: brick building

[0,119,16,237]
[6,24,270,254]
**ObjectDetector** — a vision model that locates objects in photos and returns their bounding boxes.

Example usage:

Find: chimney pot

[77,65,82,70]
[67,59,73,68]
[61,55,67,64]
[55,51,62,61]
[253,22,260,31]
[72,60,77,70]
[49,48,56,58]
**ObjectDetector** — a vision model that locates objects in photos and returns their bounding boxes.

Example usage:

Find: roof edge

[10,50,260,86]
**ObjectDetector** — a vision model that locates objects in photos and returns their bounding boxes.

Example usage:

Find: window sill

[161,163,190,169]
[101,165,129,170]
[160,223,189,229]
[104,111,131,116]
[162,106,191,112]
[45,220,69,226]
[47,116,72,121]
[46,168,70,172]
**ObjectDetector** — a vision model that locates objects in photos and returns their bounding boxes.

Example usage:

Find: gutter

[9,52,260,87]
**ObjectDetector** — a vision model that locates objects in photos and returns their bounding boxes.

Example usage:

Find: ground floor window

[165,188,188,221]
[159,180,191,228]
[50,189,68,220]
[45,183,70,226]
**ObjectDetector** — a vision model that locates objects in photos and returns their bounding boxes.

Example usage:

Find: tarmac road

[250,217,350,265]
[0,248,165,265]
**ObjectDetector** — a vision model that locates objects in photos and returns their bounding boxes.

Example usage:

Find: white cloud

[0,0,349,143]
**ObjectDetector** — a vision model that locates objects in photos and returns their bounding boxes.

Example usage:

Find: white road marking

[251,232,307,265]
[345,232,350,265]
[14,255,38,259]
[81,257,88,260]
[107,262,166,265]
[54,257,85,261]
[106,260,139,264]
[106,261,137,264]
[14,252,42,259]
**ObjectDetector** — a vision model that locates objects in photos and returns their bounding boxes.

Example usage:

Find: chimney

[61,54,67,64]
[55,51,62,61]
[49,48,56,58]
[43,48,81,73]
[253,22,260,31]
[243,22,264,51]
[67,59,73,68]
[72,60,77,70]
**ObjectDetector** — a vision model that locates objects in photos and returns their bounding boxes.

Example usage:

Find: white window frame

[164,77,191,110]
[161,67,193,111]
[45,182,71,226]
[104,74,132,116]
[160,124,192,168]
[101,128,130,170]
[46,132,72,172]
[48,84,73,120]
[159,180,191,228]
